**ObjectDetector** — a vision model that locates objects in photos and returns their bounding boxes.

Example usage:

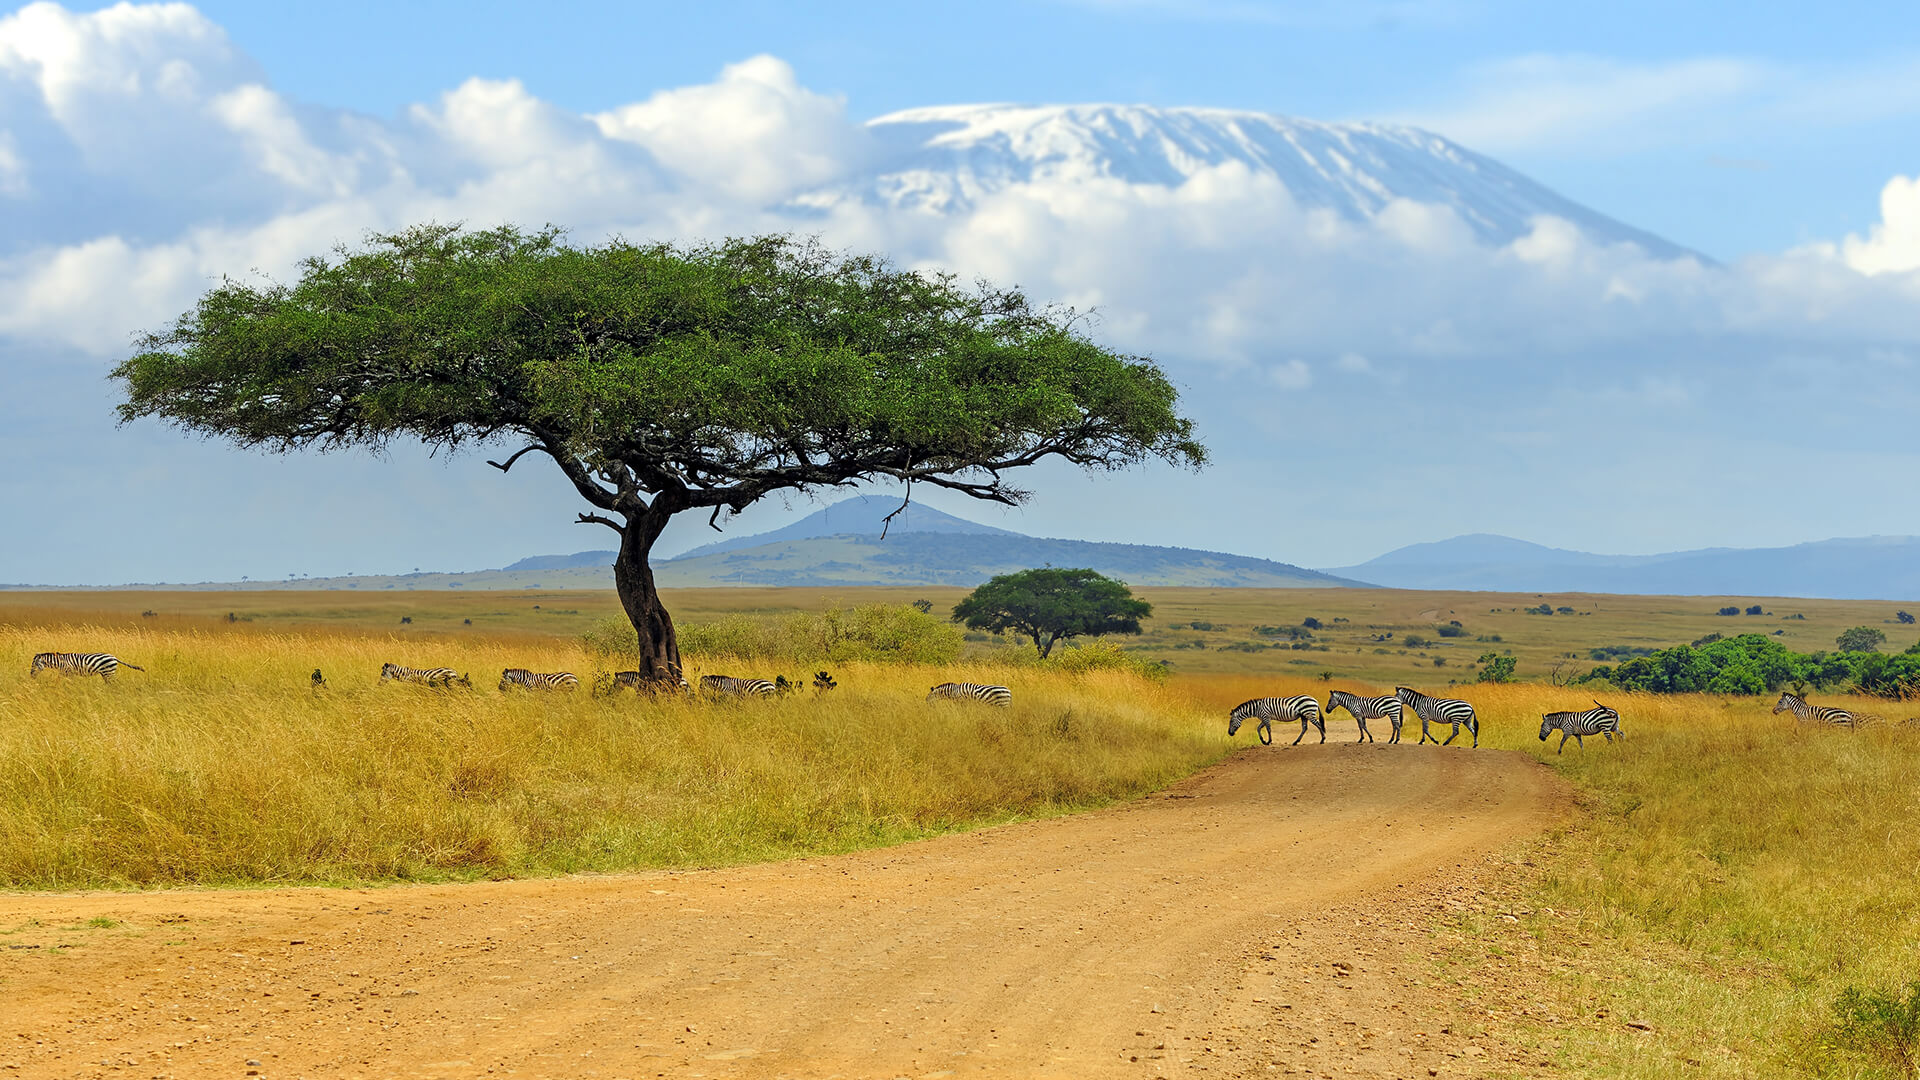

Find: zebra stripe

[701,674,778,698]
[500,668,580,691]
[603,671,692,695]
[1772,692,1863,730]
[380,663,470,689]
[926,682,1013,707]
[1324,690,1405,744]
[1228,695,1324,746]
[1395,686,1479,748]
[29,652,144,681]
[1539,700,1623,753]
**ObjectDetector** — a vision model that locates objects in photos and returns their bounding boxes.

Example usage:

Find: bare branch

[486,445,543,473]
[708,504,725,532]
[879,458,913,540]
[576,512,622,533]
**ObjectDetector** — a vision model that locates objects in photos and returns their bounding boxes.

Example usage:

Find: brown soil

[0,744,1569,1080]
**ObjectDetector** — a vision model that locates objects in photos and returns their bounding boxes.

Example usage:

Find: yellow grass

[0,621,1224,889]
[1423,685,1920,1079]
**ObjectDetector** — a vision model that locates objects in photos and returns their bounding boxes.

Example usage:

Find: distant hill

[1324,534,1920,600]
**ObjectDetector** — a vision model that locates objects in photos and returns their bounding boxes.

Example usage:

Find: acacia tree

[952,567,1152,658]
[114,225,1206,682]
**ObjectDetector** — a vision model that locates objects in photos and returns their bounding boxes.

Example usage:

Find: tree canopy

[952,567,1152,658]
[113,225,1206,679]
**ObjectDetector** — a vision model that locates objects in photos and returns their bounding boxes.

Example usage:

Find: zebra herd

[25,650,1013,708]
[1229,686,1482,748]
[1228,687,1628,754]
[1771,691,1920,730]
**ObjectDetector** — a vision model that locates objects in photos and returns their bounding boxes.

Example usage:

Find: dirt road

[1,745,1569,1079]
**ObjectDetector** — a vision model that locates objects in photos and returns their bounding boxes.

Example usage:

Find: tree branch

[879,458,913,540]
[576,512,623,533]
[486,445,542,473]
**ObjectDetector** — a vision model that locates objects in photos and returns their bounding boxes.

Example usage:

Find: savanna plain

[1,587,1916,1079]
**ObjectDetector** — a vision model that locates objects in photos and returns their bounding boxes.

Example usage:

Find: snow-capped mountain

[820,104,1695,260]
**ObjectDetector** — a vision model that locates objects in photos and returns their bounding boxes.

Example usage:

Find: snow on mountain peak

[830,103,1693,259]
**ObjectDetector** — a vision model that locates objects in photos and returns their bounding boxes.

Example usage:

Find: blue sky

[6,0,1920,584]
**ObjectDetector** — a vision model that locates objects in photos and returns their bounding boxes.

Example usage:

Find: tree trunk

[611,516,682,685]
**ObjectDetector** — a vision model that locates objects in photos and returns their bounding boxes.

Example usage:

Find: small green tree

[1838,626,1889,653]
[952,568,1151,658]
[1476,652,1517,683]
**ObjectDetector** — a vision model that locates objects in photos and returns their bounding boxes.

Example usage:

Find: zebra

[1324,690,1405,744]
[1772,692,1866,730]
[602,671,692,695]
[500,668,580,691]
[927,682,1012,707]
[1539,701,1623,753]
[311,668,327,690]
[1228,696,1325,746]
[29,652,144,682]
[701,674,778,698]
[379,663,470,689]
[813,670,838,691]
[1395,686,1479,748]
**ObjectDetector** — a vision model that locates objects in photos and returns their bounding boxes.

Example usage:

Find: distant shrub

[1556,606,1575,615]
[1526,603,1554,616]
[1217,641,1270,653]
[1432,657,1446,667]
[1787,613,1807,620]
[1590,645,1656,661]
[1692,632,1723,648]
[910,598,934,614]
[1746,605,1764,616]
[1900,611,1917,626]
[1717,606,1742,617]
[1254,624,1313,641]
[1401,634,1433,649]
[1187,620,1216,631]
[1040,639,1169,680]
[1301,617,1323,630]
[585,604,963,665]
[1838,626,1889,653]
[1475,653,1517,683]
[1436,624,1468,638]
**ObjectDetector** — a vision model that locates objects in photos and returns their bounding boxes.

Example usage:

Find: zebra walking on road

[1395,686,1479,748]
[379,663,470,689]
[702,674,777,698]
[1325,690,1404,744]
[1773,691,1869,730]
[1228,695,1325,746]
[1539,701,1622,753]
[30,652,144,681]
[926,682,1012,707]
[500,668,580,691]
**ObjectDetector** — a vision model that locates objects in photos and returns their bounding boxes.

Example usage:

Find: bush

[1816,981,1920,1078]
[1556,606,1575,614]
[1692,632,1723,648]
[1900,611,1917,626]
[1746,604,1764,616]
[1401,634,1433,649]
[1254,624,1314,641]
[584,604,963,665]
[1717,606,1741,616]
[1187,620,1216,631]
[1301,617,1323,630]
[1436,624,1467,638]
[1475,652,1517,683]
[1526,603,1554,615]
[1839,626,1890,653]
[1041,639,1169,680]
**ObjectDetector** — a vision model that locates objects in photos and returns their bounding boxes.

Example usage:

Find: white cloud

[1840,175,1920,275]
[1267,359,1312,389]
[592,55,866,203]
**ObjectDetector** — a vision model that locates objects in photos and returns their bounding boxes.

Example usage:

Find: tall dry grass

[1410,683,1920,1079]
[0,622,1223,889]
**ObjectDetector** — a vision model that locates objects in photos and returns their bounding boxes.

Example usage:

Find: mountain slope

[653,531,1364,589]
[1326,534,1920,600]
[814,104,1698,259]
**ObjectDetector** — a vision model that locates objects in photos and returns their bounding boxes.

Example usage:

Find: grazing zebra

[603,671,692,695]
[500,668,580,692]
[701,674,778,698]
[1324,690,1405,744]
[29,652,144,682]
[813,670,838,691]
[1772,692,1866,730]
[1395,686,1479,748]
[1539,701,1623,753]
[311,669,327,690]
[379,663,470,689]
[1228,695,1325,746]
[926,682,1013,707]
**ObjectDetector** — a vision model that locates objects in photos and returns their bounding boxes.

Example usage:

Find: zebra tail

[120,662,146,671]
